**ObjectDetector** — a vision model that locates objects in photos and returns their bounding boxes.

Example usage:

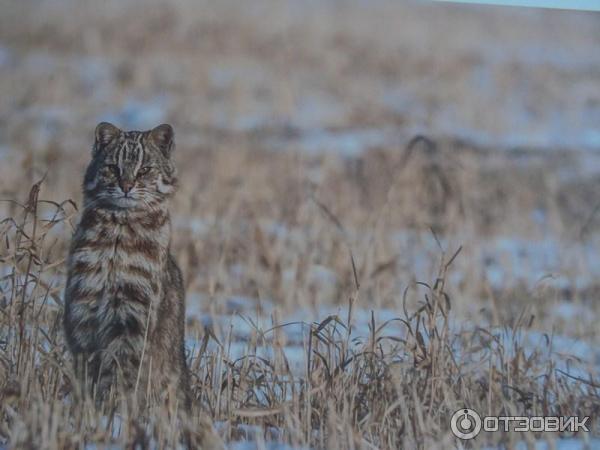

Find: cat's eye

[106,164,120,174]
[137,166,152,176]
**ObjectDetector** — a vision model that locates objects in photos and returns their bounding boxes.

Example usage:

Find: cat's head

[83,122,178,209]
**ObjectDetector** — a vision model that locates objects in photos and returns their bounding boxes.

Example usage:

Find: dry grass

[2,140,600,448]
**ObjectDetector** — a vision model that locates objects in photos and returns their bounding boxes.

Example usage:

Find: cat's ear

[94,122,121,152]
[150,123,174,157]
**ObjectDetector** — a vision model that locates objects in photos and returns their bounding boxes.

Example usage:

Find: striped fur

[64,122,190,408]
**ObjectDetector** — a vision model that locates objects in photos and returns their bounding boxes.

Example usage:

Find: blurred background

[2,1,598,154]
[1,0,600,379]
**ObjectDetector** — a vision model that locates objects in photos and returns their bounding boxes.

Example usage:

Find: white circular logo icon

[451,408,482,440]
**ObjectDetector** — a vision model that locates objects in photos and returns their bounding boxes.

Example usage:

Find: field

[1,0,600,448]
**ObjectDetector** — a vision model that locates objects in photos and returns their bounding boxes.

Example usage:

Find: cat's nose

[120,180,134,194]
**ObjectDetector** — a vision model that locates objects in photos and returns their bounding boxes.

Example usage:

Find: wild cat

[63,122,190,408]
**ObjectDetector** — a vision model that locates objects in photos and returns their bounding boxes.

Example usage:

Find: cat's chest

[94,223,135,283]
[70,218,167,306]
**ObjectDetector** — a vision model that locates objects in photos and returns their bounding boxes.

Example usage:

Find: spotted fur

[64,122,190,408]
